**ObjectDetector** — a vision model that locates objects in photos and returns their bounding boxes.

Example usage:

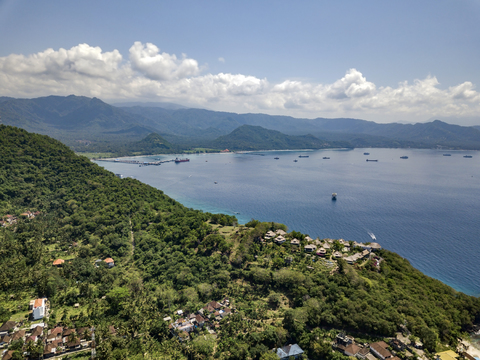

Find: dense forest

[0,125,479,359]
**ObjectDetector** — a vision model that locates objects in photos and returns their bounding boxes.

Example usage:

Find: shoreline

[87,147,354,160]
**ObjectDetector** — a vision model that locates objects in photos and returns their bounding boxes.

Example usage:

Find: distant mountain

[113,101,188,110]
[209,125,349,150]
[2,95,480,151]
[0,95,153,138]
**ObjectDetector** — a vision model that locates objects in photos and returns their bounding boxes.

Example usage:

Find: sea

[94,148,480,297]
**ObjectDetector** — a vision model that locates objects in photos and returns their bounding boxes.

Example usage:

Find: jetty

[96,158,176,166]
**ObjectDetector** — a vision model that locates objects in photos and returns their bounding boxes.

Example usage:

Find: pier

[96,158,175,166]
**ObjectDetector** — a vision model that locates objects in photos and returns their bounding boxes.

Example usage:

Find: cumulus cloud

[0,41,479,122]
[129,41,199,80]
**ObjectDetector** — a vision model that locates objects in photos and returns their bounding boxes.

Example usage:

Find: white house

[32,298,47,320]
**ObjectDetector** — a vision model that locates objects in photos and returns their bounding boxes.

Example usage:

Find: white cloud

[1,41,480,123]
[129,41,199,81]
[218,57,225,63]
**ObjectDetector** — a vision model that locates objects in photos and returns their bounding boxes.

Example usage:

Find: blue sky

[1,0,479,124]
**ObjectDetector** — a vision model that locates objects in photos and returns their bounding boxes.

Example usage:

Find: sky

[0,0,479,125]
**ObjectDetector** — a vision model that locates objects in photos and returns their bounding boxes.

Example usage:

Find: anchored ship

[175,158,190,163]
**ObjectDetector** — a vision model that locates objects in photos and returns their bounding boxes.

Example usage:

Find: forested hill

[209,125,350,150]
[1,125,480,359]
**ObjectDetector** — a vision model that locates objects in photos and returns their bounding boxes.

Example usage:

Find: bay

[95,148,480,296]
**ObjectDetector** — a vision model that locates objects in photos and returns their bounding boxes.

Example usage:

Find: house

[2,350,14,360]
[32,298,47,320]
[44,341,60,358]
[0,321,15,337]
[362,249,370,258]
[316,248,326,257]
[390,338,405,352]
[53,259,65,266]
[357,346,370,359]
[370,242,382,251]
[206,301,222,310]
[322,242,331,250]
[276,344,304,360]
[276,229,287,236]
[0,335,11,347]
[370,341,392,360]
[104,258,114,268]
[336,332,354,346]
[285,256,293,264]
[290,239,300,246]
[305,236,313,242]
[343,343,361,357]
[333,251,343,258]
[275,236,286,244]
[304,244,317,252]
[11,330,25,342]
[195,314,205,326]
[47,327,63,343]
[265,231,276,239]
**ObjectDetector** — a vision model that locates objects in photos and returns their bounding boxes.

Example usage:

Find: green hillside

[0,125,479,359]
[210,125,350,150]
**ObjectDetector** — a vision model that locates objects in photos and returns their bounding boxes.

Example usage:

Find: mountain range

[1,95,480,152]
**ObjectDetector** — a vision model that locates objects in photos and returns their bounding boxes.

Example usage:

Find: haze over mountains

[1,95,480,153]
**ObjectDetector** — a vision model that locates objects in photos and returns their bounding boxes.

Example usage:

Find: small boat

[274,157,279,160]
[214,181,217,184]
[443,154,451,156]
[464,155,473,158]
[332,193,337,200]
[298,155,309,158]
[363,152,370,155]
[366,159,378,162]
[400,156,408,159]
[294,159,298,162]
[323,157,330,159]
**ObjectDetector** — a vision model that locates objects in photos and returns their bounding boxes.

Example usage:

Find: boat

[400,156,408,159]
[298,155,309,158]
[175,158,190,163]
[323,157,330,159]
[366,159,378,162]
[443,154,451,156]
[363,152,370,155]
[464,155,473,158]
[332,193,337,200]
[214,181,217,184]
[294,159,298,162]
[274,157,279,160]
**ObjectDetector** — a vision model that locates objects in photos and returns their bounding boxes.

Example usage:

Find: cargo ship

[175,158,190,163]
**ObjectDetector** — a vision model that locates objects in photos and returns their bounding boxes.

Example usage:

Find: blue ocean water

[95,148,480,296]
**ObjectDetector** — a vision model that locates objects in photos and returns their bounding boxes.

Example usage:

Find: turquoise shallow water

[95,148,480,296]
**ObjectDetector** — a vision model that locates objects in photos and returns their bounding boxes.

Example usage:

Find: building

[370,341,392,360]
[276,344,304,360]
[304,244,317,252]
[104,258,114,268]
[53,259,65,266]
[32,298,47,320]
[0,321,15,337]
[290,239,300,246]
